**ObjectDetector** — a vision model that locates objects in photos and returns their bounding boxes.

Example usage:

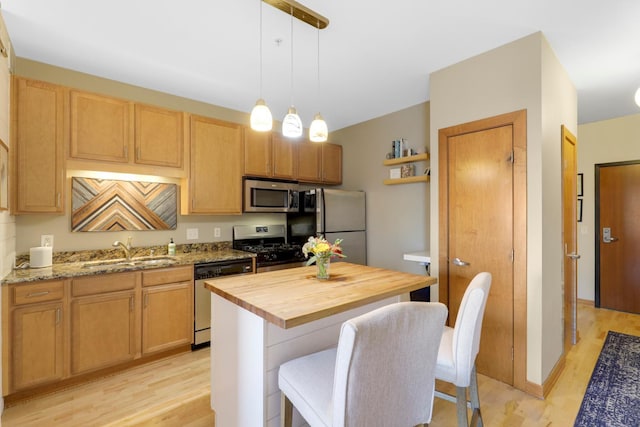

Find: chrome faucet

[113,236,132,261]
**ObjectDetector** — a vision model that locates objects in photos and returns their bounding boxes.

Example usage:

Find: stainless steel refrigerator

[316,188,367,265]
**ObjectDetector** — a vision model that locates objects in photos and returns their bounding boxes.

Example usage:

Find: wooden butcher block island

[204,262,437,427]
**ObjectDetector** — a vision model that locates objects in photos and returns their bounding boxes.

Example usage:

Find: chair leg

[281,392,293,427]
[455,386,469,427]
[469,365,483,427]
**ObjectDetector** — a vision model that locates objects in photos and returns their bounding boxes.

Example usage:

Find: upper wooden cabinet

[182,115,243,215]
[134,104,184,168]
[244,129,295,179]
[296,141,342,185]
[70,90,133,163]
[296,141,321,182]
[69,91,185,170]
[321,143,343,185]
[12,77,65,214]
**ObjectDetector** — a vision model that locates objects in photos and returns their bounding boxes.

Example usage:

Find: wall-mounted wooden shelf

[383,175,430,185]
[383,152,430,185]
[383,153,429,166]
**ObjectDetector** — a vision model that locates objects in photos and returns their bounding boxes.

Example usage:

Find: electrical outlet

[214,227,221,238]
[186,228,199,240]
[41,234,54,247]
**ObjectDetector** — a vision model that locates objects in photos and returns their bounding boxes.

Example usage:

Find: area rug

[574,331,640,426]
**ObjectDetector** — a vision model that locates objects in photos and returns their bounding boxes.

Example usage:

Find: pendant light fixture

[282,6,303,138]
[250,0,273,131]
[309,22,328,142]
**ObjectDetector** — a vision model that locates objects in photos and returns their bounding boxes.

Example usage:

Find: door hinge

[510,249,514,262]
[512,347,514,361]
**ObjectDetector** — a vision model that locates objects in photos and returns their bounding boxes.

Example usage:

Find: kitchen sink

[81,256,177,270]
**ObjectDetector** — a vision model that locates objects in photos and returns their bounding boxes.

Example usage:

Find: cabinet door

[11,302,64,391]
[321,143,342,184]
[13,77,65,213]
[70,90,133,162]
[184,115,243,214]
[135,104,184,168]
[272,133,296,179]
[70,291,136,374]
[296,142,321,183]
[244,128,271,177]
[142,281,193,354]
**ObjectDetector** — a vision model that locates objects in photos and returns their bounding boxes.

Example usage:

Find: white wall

[576,113,640,301]
[429,32,576,385]
[332,103,430,276]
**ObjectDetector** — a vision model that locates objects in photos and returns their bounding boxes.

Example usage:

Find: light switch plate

[186,228,199,240]
[41,235,54,247]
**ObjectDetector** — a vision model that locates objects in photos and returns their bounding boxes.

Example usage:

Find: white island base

[210,292,398,427]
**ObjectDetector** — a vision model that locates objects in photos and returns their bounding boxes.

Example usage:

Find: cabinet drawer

[13,281,64,305]
[142,266,193,287]
[72,272,137,297]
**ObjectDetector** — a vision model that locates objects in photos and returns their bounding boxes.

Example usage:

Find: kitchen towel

[30,246,52,268]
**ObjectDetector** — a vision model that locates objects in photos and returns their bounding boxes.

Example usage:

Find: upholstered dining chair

[434,272,492,427]
[278,301,447,427]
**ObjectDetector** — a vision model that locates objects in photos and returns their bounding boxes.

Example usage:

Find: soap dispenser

[168,238,176,256]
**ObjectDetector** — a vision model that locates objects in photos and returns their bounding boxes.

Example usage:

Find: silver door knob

[452,257,470,267]
[566,252,581,260]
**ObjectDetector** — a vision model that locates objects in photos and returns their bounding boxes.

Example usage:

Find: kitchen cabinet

[296,141,342,185]
[182,115,243,214]
[296,141,321,182]
[321,143,342,184]
[70,272,138,375]
[5,280,65,393]
[12,77,65,214]
[70,89,134,163]
[383,153,430,185]
[244,130,295,179]
[134,103,185,168]
[141,266,193,355]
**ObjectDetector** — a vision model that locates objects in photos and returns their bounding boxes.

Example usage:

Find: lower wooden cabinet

[5,280,65,393]
[141,266,193,355]
[11,301,64,391]
[2,266,194,396]
[142,282,192,354]
[70,290,137,375]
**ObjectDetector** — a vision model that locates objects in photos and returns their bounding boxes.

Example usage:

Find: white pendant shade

[250,99,273,131]
[282,106,303,138]
[309,113,328,142]
[635,87,640,108]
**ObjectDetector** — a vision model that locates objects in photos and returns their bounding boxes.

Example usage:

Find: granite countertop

[2,242,255,285]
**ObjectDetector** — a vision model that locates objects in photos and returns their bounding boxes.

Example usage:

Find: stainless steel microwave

[243,179,300,213]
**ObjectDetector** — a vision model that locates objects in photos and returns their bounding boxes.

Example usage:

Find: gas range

[233,224,307,271]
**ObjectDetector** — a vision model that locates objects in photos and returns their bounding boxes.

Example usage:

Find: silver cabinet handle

[27,291,50,298]
[452,257,470,267]
[566,252,581,260]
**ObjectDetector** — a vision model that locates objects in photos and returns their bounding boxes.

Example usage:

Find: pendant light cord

[316,22,320,110]
[290,6,294,107]
[259,0,263,98]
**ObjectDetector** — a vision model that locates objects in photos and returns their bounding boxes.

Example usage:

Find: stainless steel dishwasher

[193,258,254,349]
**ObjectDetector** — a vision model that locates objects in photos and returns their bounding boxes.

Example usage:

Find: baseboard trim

[525,352,567,399]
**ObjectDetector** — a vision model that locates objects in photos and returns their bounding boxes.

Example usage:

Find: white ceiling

[3,0,640,131]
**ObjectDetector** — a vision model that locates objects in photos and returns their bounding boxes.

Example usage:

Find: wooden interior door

[561,126,579,351]
[439,110,527,389]
[447,126,514,384]
[596,161,640,312]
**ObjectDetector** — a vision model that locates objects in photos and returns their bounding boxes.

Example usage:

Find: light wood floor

[3,301,640,426]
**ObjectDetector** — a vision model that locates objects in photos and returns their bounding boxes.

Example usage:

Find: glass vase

[316,255,331,280]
